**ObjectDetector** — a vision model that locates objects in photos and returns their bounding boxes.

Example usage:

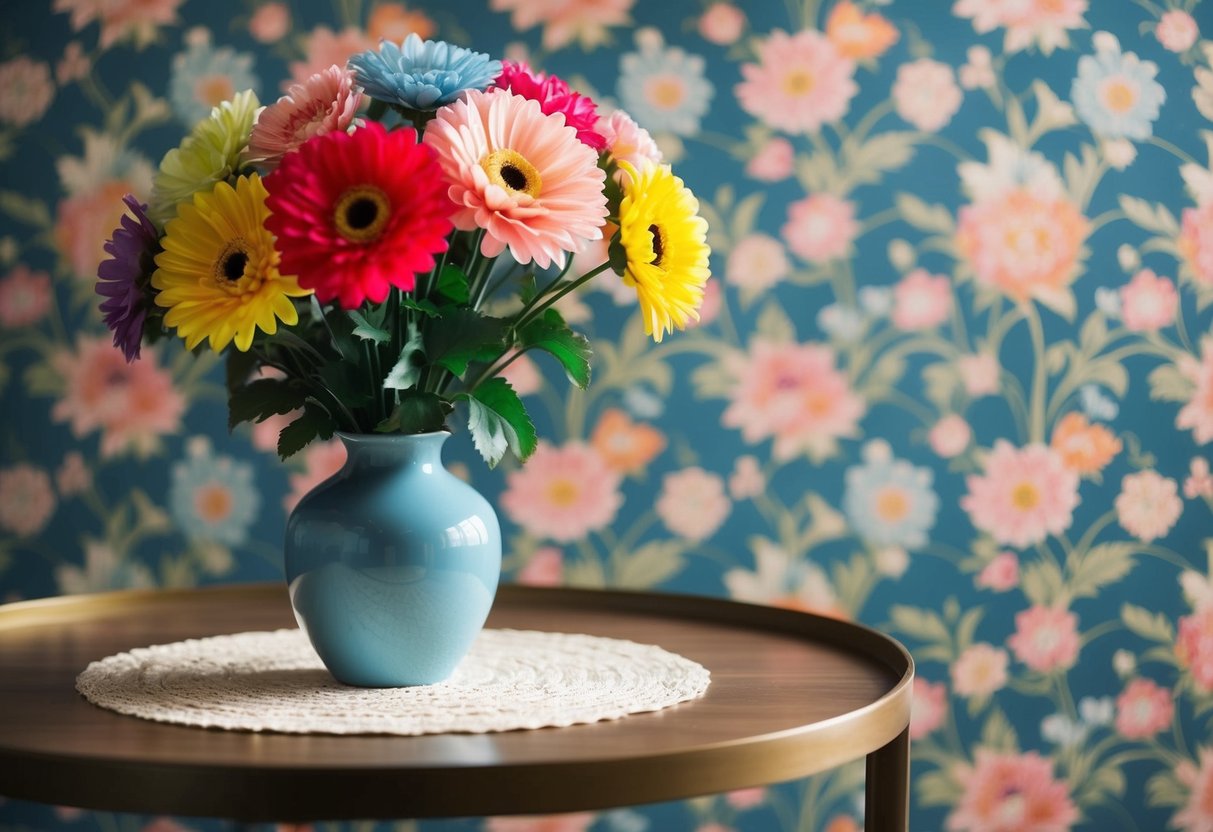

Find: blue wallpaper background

[2,0,1213,830]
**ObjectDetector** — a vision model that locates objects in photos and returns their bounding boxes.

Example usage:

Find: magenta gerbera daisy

[264,121,454,309]
[494,61,606,150]
[423,88,608,269]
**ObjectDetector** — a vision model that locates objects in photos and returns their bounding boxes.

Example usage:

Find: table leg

[864,726,910,832]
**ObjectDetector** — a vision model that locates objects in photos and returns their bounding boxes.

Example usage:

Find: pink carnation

[1007,605,1080,673]
[495,61,606,150]
[0,464,56,538]
[248,65,362,170]
[892,269,953,330]
[910,678,948,740]
[1180,200,1213,288]
[500,441,622,542]
[1178,338,1213,444]
[746,137,794,181]
[976,551,1019,592]
[929,415,972,458]
[1174,747,1213,831]
[1115,470,1182,543]
[959,353,1001,397]
[1178,606,1213,693]
[892,59,962,132]
[736,29,857,133]
[249,3,291,43]
[656,467,731,541]
[51,336,184,458]
[725,233,789,293]
[0,57,54,127]
[782,193,858,263]
[517,546,563,586]
[722,339,866,461]
[0,265,52,328]
[1115,678,1174,738]
[1157,10,1199,52]
[961,441,1079,549]
[1120,269,1178,332]
[947,750,1078,832]
[699,3,746,45]
[596,109,661,172]
[951,643,1008,698]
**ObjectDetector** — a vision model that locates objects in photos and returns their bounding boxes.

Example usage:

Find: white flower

[1079,696,1115,726]
[1041,713,1087,746]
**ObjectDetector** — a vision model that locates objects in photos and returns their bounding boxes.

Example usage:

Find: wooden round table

[0,584,913,829]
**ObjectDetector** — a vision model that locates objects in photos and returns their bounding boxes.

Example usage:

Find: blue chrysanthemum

[1071,34,1165,141]
[843,441,938,549]
[169,437,260,546]
[348,34,501,110]
[168,30,259,127]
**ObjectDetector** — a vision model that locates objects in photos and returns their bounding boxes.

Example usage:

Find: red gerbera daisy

[264,121,453,309]
[494,61,606,151]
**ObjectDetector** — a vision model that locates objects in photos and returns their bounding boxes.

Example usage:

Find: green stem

[1025,304,1048,443]
[515,260,612,330]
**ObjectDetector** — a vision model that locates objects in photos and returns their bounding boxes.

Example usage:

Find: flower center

[482,149,542,198]
[648,223,666,268]
[546,479,579,507]
[194,483,233,524]
[782,69,816,96]
[1101,78,1137,113]
[1012,482,1040,510]
[875,487,910,523]
[216,244,249,282]
[334,185,391,243]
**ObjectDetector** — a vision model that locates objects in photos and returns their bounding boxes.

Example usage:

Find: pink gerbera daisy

[264,121,453,309]
[247,65,363,171]
[494,61,606,150]
[424,88,608,269]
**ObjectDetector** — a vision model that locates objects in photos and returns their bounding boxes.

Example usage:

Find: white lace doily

[76,628,710,735]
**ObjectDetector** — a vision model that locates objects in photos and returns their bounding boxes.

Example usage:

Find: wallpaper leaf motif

[1,0,1213,830]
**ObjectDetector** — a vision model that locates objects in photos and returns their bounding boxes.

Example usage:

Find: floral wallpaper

[2,0,1213,830]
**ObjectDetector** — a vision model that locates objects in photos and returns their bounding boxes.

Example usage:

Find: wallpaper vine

[2,0,1213,830]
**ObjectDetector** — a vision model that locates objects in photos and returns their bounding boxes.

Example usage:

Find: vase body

[284,431,501,687]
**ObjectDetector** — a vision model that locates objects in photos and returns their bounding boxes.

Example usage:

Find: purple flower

[96,195,158,362]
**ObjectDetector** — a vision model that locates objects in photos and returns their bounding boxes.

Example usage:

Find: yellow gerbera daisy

[152,174,310,353]
[149,89,260,226]
[617,161,711,342]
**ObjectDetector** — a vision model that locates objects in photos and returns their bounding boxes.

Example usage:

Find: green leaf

[895,193,955,234]
[887,605,950,644]
[227,378,309,431]
[224,348,258,396]
[756,300,796,343]
[518,311,592,388]
[425,307,507,377]
[1020,560,1065,607]
[1149,363,1194,403]
[1070,542,1136,599]
[460,377,537,467]
[1122,603,1175,644]
[916,769,962,808]
[613,540,686,589]
[384,323,426,390]
[1119,195,1180,235]
[377,390,450,434]
[277,401,337,460]
[0,190,51,228]
[436,265,471,303]
[979,707,1019,752]
[348,310,390,344]
[318,298,362,363]
[403,297,440,317]
[316,362,373,409]
[608,233,628,276]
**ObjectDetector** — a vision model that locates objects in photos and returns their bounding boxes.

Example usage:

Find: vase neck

[337,432,449,472]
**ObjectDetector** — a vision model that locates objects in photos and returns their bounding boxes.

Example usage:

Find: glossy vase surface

[284,431,501,687]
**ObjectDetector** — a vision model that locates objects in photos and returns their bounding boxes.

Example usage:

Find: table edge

[0,583,915,820]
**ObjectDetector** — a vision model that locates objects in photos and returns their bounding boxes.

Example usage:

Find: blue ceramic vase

[284,431,501,687]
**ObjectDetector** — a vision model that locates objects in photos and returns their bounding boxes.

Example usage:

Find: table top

[0,583,913,822]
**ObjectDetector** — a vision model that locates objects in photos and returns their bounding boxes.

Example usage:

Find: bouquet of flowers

[96,34,711,466]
